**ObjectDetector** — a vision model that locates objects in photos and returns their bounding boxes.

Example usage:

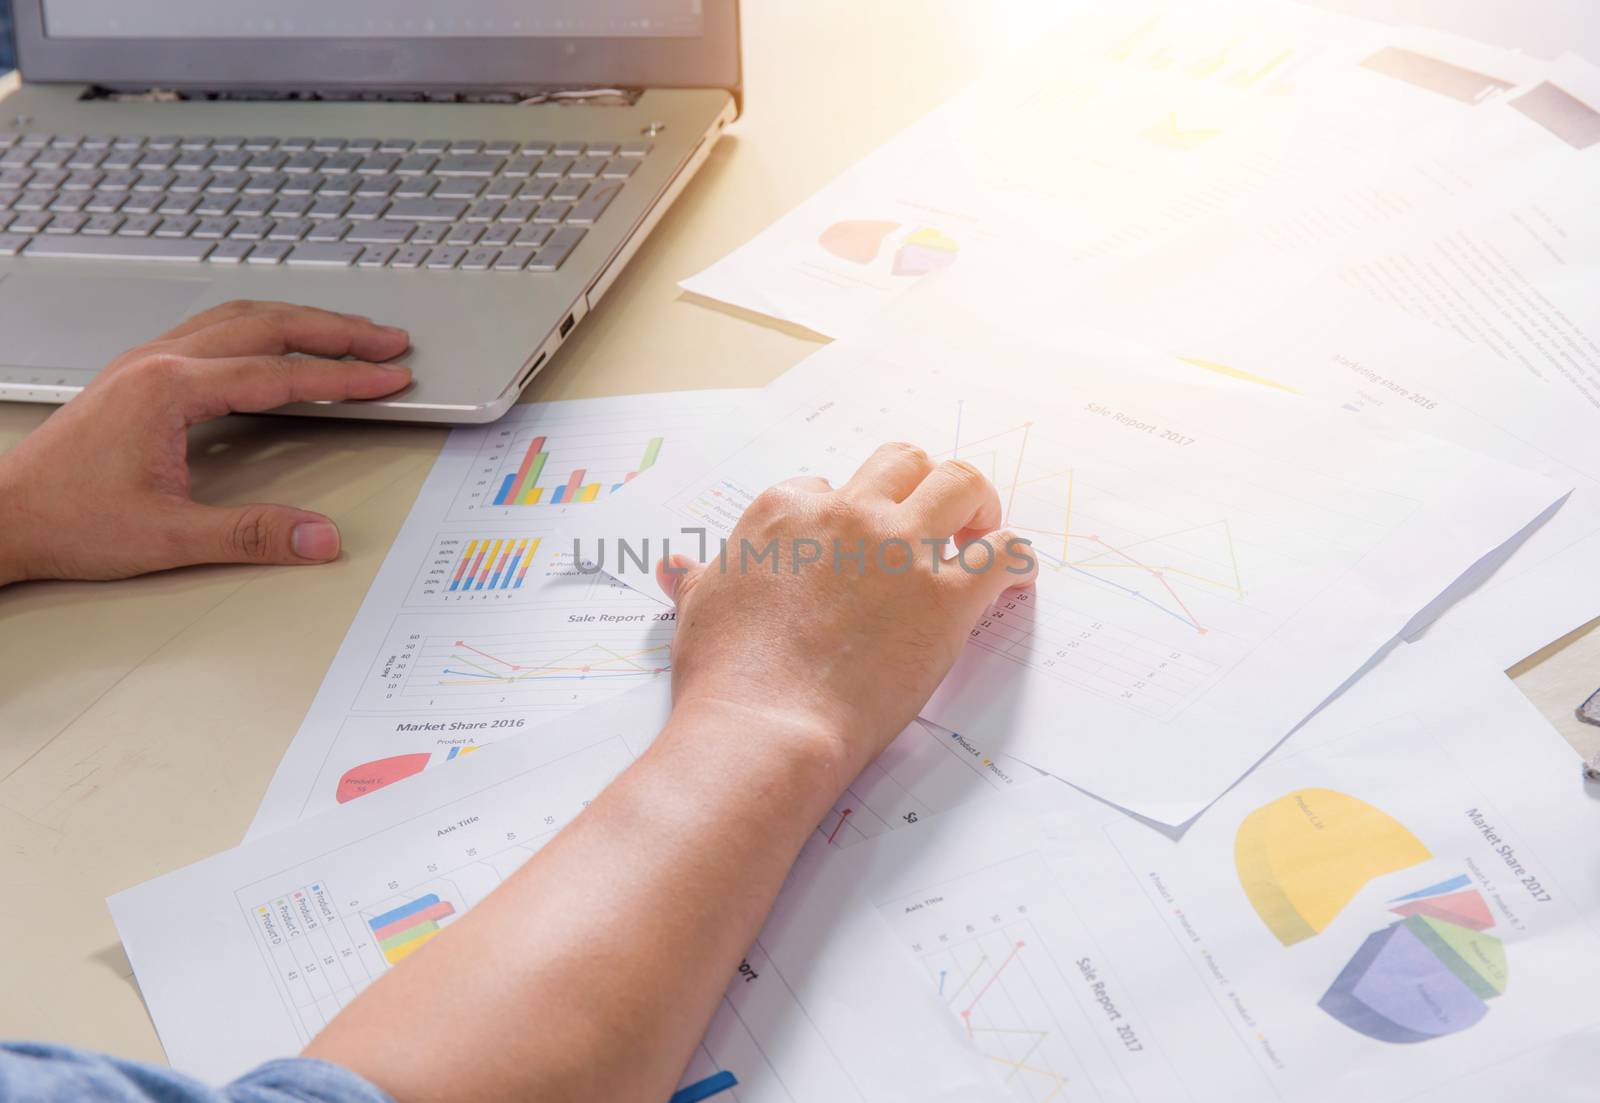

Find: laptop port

[517,352,548,391]
[559,313,576,338]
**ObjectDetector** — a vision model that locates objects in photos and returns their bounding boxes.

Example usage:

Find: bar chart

[366,893,457,965]
[490,433,663,506]
[452,421,672,521]
[443,394,745,523]
[411,533,543,605]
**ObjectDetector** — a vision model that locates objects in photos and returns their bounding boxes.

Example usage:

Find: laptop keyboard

[0,133,651,271]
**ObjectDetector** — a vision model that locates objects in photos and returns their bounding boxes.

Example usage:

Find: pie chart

[337,753,430,804]
[818,219,900,264]
[891,227,960,276]
[1319,876,1508,1045]
[1234,788,1431,946]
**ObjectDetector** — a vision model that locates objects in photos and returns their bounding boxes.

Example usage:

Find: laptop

[0,1,740,422]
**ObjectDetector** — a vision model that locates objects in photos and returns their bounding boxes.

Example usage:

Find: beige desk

[0,4,1597,1065]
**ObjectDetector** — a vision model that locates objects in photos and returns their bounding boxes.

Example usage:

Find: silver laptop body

[0,2,740,423]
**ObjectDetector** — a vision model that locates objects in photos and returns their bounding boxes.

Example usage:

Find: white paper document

[681,2,1538,340]
[566,322,1567,825]
[246,391,757,839]
[1147,294,1600,666]
[111,682,1035,1098]
[794,642,1600,1102]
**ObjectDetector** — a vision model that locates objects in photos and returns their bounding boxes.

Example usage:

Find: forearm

[0,454,38,587]
[306,698,853,1103]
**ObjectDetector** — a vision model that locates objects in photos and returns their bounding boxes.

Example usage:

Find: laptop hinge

[80,85,642,106]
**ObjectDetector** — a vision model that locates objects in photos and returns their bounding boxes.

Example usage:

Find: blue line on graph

[669,1071,738,1103]
[938,969,947,995]
[1034,547,1201,632]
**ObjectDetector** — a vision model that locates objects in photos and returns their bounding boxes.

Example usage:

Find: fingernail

[291,522,340,561]
[377,361,412,375]
[380,325,410,340]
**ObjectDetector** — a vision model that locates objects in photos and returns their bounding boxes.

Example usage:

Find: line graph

[944,418,1245,636]
[880,854,1116,1103]
[914,920,1084,1101]
[438,637,671,687]
[640,347,1426,743]
[359,612,675,713]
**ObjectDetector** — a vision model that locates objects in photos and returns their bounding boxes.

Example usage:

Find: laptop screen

[40,0,704,40]
[14,0,739,95]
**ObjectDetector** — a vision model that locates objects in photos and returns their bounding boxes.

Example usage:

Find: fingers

[172,502,344,568]
[842,442,933,503]
[944,528,1039,612]
[902,459,1001,538]
[148,300,348,344]
[656,553,703,603]
[165,305,411,363]
[775,475,833,494]
[178,355,412,420]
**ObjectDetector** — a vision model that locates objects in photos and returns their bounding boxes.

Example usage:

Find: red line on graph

[826,809,853,846]
[962,941,1027,1019]
[454,641,521,670]
[938,409,1214,634]
[1081,535,1207,634]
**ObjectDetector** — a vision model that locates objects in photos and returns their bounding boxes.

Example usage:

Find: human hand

[0,300,411,586]
[656,442,1038,782]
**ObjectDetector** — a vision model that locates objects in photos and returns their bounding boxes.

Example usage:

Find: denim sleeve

[0,1044,395,1103]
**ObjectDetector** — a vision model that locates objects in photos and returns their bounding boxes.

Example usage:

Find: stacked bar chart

[490,433,664,507]
[412,533,543,605]
[448,537,539,592]
[366,893,456,965]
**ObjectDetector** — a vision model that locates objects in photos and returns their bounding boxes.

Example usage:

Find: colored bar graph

[473,539,503,591]
[368,893,457,965]
[448,537,535,593]
[368,894,442,931]
[485,541,515,589]
[490,434,664,508]
[561,467,586,505]
[509,437,548,505]
[493,474,517,506]
[669,1071,738,1103]
[515,539,539,585]
[371,900,454,943]
[449,540,479,592]
[501,543,527,588]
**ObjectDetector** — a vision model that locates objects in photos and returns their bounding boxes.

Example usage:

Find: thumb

[950,529,1038,613]
[181,502,343,566]
[655,553,702,604]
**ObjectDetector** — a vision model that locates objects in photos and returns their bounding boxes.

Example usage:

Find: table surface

[1,2,1598,1066]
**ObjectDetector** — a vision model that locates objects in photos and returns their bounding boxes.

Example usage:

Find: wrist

[661,694,863,799]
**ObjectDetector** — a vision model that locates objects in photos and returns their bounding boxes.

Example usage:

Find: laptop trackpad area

[0,273,211,372]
